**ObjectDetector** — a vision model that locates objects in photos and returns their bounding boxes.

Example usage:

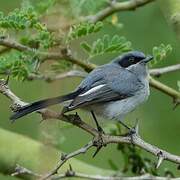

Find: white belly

[87,81,150,121]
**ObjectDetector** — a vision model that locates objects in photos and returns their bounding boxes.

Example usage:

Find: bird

[10,51,153,131]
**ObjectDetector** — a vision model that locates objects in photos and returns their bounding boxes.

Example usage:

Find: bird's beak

[143,55,153,63]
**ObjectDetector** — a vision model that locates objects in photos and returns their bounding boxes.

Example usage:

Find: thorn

[65,164,75,177]
[156,151,164,169]
[61,153,67,161]
[92,146,102,158]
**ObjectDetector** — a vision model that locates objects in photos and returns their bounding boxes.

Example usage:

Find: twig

[149,77,180,103]
[85,0,155,23]
[53,172,179,180]
[150,64,180,77]
[41,141,94,180]
[27,70,88,82]
[11,164,41,178]
[28,64,180,83]
[0,37,96,72]
[1,79,180,180]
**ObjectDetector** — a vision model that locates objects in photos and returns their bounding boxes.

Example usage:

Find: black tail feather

[10,89,82,121]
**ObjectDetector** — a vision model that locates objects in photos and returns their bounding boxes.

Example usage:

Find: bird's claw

[92,132,106,157]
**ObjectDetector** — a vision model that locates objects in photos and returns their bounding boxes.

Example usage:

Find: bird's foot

[121,119,139,143]
[91,111,105,134]
[92,132,106,157]
[97,125,105,135]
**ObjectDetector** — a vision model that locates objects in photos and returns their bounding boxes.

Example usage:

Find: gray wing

[67,63,144,110]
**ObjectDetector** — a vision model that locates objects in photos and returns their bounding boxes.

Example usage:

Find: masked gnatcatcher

[10,51,153,131]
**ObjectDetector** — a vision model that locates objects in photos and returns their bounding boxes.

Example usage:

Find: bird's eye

[129,57,135,63]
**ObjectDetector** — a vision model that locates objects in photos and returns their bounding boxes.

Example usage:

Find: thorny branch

[0,37,179,104]
[0,80,180,180]
[12,164,180,180]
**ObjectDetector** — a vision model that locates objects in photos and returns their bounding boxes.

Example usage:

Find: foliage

[0,51,39,81]
[150,44,172,67]
[81,34,132,58]
[67,22,103,41]
[0,5,39,30]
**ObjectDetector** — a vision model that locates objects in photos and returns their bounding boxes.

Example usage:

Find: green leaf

[81,34,132,58]
[80,42,92,53]
[150,44,173,67]
[67,22,103,41]
[0,51,39,81]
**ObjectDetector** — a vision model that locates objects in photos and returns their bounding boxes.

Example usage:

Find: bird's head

[114,51,153,68]
[113,51,153,78]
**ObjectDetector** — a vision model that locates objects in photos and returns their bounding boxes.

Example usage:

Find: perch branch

[85,0,155,23]
[1,79,180,180]
[150,64,180,77]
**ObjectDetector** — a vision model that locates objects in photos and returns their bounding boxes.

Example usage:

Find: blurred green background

[0,0,179,178]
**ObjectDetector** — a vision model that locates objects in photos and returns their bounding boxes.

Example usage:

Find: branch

[41,141,94,179]
[150,64,180,77]
[53,171,177,180]
[85,0,155,23]
[27,70,88,82]
[12,164,178,180]
[0,37,96,72]
[149,77,180,103]
[1,79,180,179]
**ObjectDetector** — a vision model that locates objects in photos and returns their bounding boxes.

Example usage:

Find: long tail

[10,89,82,121]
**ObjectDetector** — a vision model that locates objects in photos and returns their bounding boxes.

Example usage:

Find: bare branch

[27,70,88,82]
[150,64,180,77]
[149,77,180,103]
[28,64,180,83]
[53,172,178,180]
[11,164,179,180]
[41,141,94,180]
[0,37,32,51]
[11,164,41,178]
[85,0,155,23]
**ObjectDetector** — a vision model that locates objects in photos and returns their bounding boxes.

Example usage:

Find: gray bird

[10,51,153,130]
